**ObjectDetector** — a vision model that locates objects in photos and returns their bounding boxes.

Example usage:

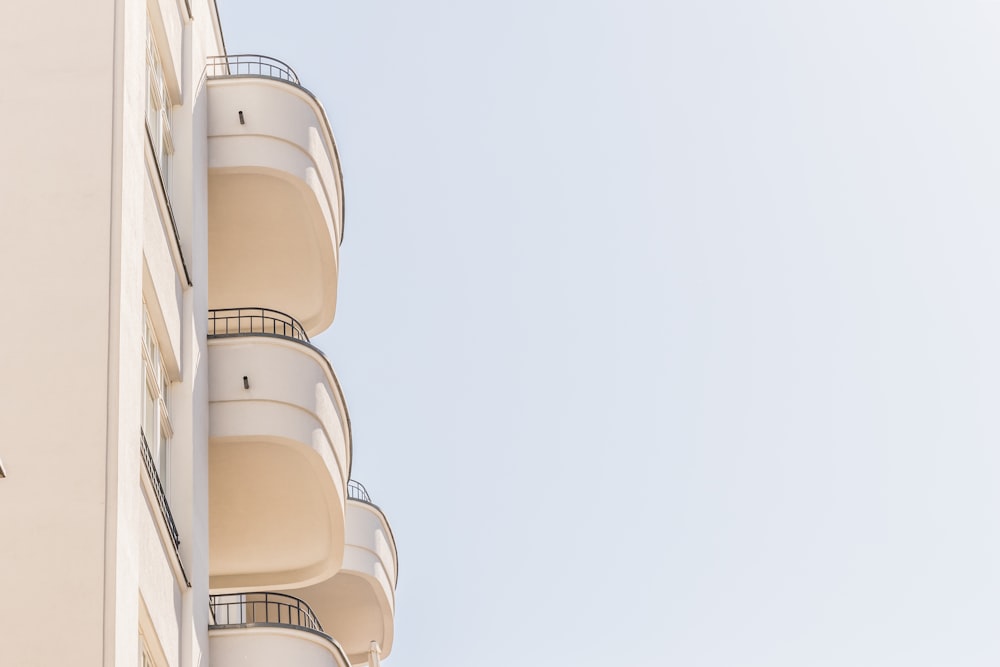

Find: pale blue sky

[217,2,1000,664]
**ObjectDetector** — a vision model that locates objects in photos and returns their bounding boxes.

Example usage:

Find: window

[142,304,172,490]
[146,20,173,189]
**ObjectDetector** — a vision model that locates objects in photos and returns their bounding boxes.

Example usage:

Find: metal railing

[208,307,310,343]
[140,429,181,549]
[205,54,300,84]
[209,593,324,633]
[347,479,373,503]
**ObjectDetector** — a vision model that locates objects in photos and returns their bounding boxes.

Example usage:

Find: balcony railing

[347,479,372,503]
[140,429,181,549]
[206,54,300,85]
[209,593,324,633]
[208,308,310,343]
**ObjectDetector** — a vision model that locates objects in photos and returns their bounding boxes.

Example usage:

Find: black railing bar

[140,430,181,548]
[348,479,373,503]
[144,125,193,288]
[139,429,191,587]
[207,308,309,342]
[205,54,300,84]
[207,593,324,631]
[208,307,306,325]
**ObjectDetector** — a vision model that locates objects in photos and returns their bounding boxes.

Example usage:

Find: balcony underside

[209,169,337,337]
[291,572,394,664]
[209,435,345,591]
[290,500,397,662]
[208,336,351,591]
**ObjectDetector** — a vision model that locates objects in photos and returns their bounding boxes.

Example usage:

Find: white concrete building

[0,1,398,666]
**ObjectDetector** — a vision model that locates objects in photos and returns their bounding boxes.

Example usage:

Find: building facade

[0,1,397,666]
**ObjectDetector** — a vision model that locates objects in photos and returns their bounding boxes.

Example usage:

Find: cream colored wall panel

[208,338,349,467]
[149,0,185,101]
[0,0,121,664]
[144,172,184,374]
[139,493,184,667]
[207,79,339,205]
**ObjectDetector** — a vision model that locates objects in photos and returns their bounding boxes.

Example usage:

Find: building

[0,1,398,666]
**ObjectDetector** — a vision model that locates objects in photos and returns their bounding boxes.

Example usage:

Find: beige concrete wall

[0,0,142,664]
[139,490,186,667]
[149,0,186,101]
[171,4,223,667]
[0,0,222,664]
[144,169,185,372]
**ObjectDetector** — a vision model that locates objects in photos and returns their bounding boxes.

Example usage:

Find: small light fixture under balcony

[238,110,245,125]
[242,375,250,390]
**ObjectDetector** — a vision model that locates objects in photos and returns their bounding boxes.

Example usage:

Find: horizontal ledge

[205,74,345,244]
[208,624,351,666]
[206,334,352,471]
[347,499,399,587]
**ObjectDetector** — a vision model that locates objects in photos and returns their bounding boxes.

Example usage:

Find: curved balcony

[208,309,352,592]
[288,481,398,663]
[209,593,350,667]
[206,55,344,338]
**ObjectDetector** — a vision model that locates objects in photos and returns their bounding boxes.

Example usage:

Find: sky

[217,2,1000,665]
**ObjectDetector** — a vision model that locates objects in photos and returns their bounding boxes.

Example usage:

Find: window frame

[145,19,174,190]
[141,304,173,491]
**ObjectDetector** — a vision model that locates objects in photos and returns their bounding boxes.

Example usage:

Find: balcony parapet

[206,308,349,450]
[204,52,345,246]
[345,480,398,587]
